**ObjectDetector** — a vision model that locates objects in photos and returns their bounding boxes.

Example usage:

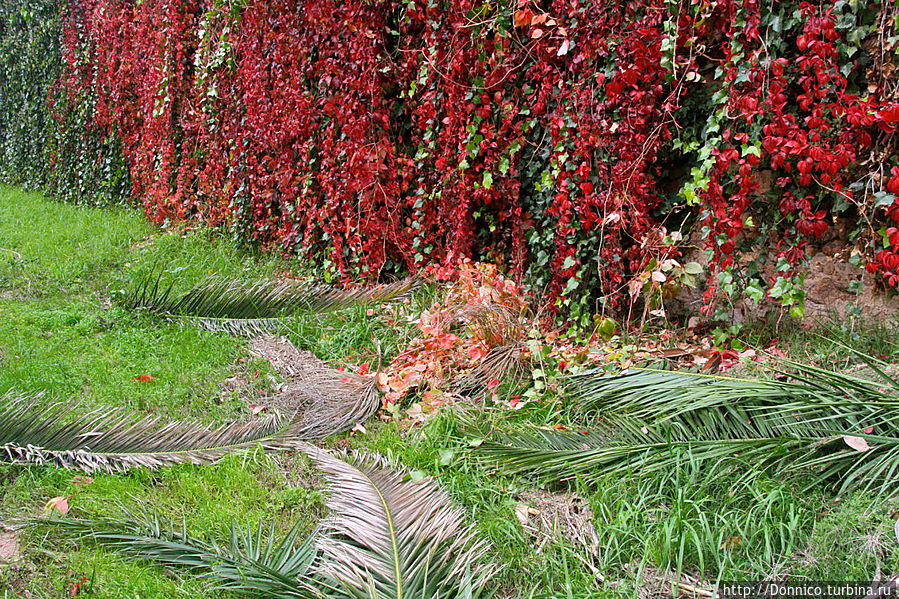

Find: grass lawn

[1,185,898,598]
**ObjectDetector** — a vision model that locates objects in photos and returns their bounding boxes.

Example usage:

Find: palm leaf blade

[124,275,418,334]
[306,447,495,598]
[477,362,899,493]
[49,507,322,598]
[0,391,307,473]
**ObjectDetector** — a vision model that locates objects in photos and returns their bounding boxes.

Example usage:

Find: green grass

[2,185,899,597]
[0,188,318,597]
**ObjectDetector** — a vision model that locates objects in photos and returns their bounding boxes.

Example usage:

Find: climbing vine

[2,0,898,321]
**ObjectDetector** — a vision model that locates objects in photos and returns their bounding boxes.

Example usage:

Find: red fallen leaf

[376,372,389,388]
[467,345,488,360]
[71,475,93,486]
[720,536,742,550]
[249,404,267,415]
[843,435,870,452]
[366,308,375,316]
[486,378,500,389]
[133,374,154,383]
[71,573,87,597]
[45,496,69,514]
[253,369,260,378]
[864,427,874,434]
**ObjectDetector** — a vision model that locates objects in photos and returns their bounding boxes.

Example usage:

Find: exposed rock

[670,231,899,324]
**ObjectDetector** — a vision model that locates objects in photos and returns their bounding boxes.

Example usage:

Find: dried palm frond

[123,275,418,335]
[306,447,496,598]
[281,366,380,441]
[476,360,899,494]
[249,336,382,439]
[453,342,527,395]
[49,506,324,598]
[0,391,306,473]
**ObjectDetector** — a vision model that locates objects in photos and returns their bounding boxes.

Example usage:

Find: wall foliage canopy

[1,0,898,322]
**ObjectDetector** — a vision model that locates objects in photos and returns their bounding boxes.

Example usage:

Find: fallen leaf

[249,404,267,416]
[655,348,690,359]
[720,536,742,550]
[843,435,870,452]
[557,39,570,56]
[71,475,93,486]
[438,448,454,466]
[377,372,389,387]
[351,422,368,435]
[408,469,428,483]
[133,374,154,383]
[45,496,69,515]
[514,503,530,526]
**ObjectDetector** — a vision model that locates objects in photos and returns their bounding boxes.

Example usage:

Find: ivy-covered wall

[0,0,130,204]
[1,0,898,323]
[0,0,61,188]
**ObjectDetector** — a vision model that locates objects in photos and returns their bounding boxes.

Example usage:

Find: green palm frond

[476,361,899,494]
[123,275,418,334]
[50,506,325,598]
[306,447,496,599]
[567,363,899,437]
[0,391,306,473]
[478,425,807,484]
[576,359,899,430]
